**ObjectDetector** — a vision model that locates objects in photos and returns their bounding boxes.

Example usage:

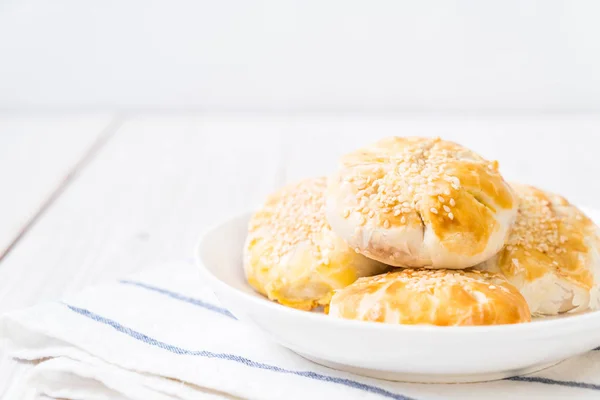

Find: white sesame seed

[560,235,568,243]
[430,207,438,214]
[448,212,454,220]
[383,220,390,229]
[449,198,456,206]
[443,205,451,212]
[438,196,445,203]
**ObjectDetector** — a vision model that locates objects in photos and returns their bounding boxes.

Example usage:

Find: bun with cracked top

[326,137,518,269]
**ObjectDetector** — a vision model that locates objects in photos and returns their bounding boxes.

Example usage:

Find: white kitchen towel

[1,261,600,400]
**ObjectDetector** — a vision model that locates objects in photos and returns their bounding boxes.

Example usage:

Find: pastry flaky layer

[326,136,518,269]
[477,184,600,316]
[329,269,531,326]
[244,177,388,311]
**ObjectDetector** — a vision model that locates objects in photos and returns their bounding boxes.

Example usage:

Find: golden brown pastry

[326,137,517,269]
[477,184,600,315]
[244,177,388,310]
[328,269,531,326]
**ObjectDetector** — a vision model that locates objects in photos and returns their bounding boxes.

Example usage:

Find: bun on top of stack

[244,136,600,325]
[326,137,517,269]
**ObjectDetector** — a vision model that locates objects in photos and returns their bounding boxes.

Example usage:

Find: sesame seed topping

[401,216,407,224]
[340,137,495,229]
[373,269,508,295]
[248,177,332,266]
[383,220,390,229]
[500,184,594,273]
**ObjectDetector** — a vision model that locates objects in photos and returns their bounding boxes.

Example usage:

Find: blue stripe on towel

[119,280,236,319]
[507,376,600,390]
[116,280,600,392]
[64,303,414,400]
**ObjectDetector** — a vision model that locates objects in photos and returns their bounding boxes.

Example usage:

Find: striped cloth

[1,261,599,400]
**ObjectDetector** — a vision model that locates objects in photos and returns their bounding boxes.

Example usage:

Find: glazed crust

[328,269,531,326]
[326,137,517,269]
[244,177,388,310]
[477,184,600,315]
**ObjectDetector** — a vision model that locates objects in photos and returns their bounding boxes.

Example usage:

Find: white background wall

[1,0,600,112]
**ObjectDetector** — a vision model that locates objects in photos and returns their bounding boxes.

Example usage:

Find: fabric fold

[1,261,599,400]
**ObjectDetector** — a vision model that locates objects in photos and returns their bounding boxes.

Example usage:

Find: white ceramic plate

[195,209,600,383]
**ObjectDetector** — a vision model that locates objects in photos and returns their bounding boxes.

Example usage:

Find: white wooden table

[1,112,600,394]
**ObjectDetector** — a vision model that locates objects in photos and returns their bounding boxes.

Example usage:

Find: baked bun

[477,184,600,315]
[244,177,388,310]
[326,137,517,269]
[328,269,531,326]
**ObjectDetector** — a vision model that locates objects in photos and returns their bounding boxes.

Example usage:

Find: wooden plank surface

[0,114,116,257]
[1,114,600,397]
[0,115,287,315]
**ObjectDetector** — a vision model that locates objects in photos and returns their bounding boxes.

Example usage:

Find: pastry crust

[477,184,600,315]
[326,137,517,268]
[328,269,531,326]
[244,177,388,310]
